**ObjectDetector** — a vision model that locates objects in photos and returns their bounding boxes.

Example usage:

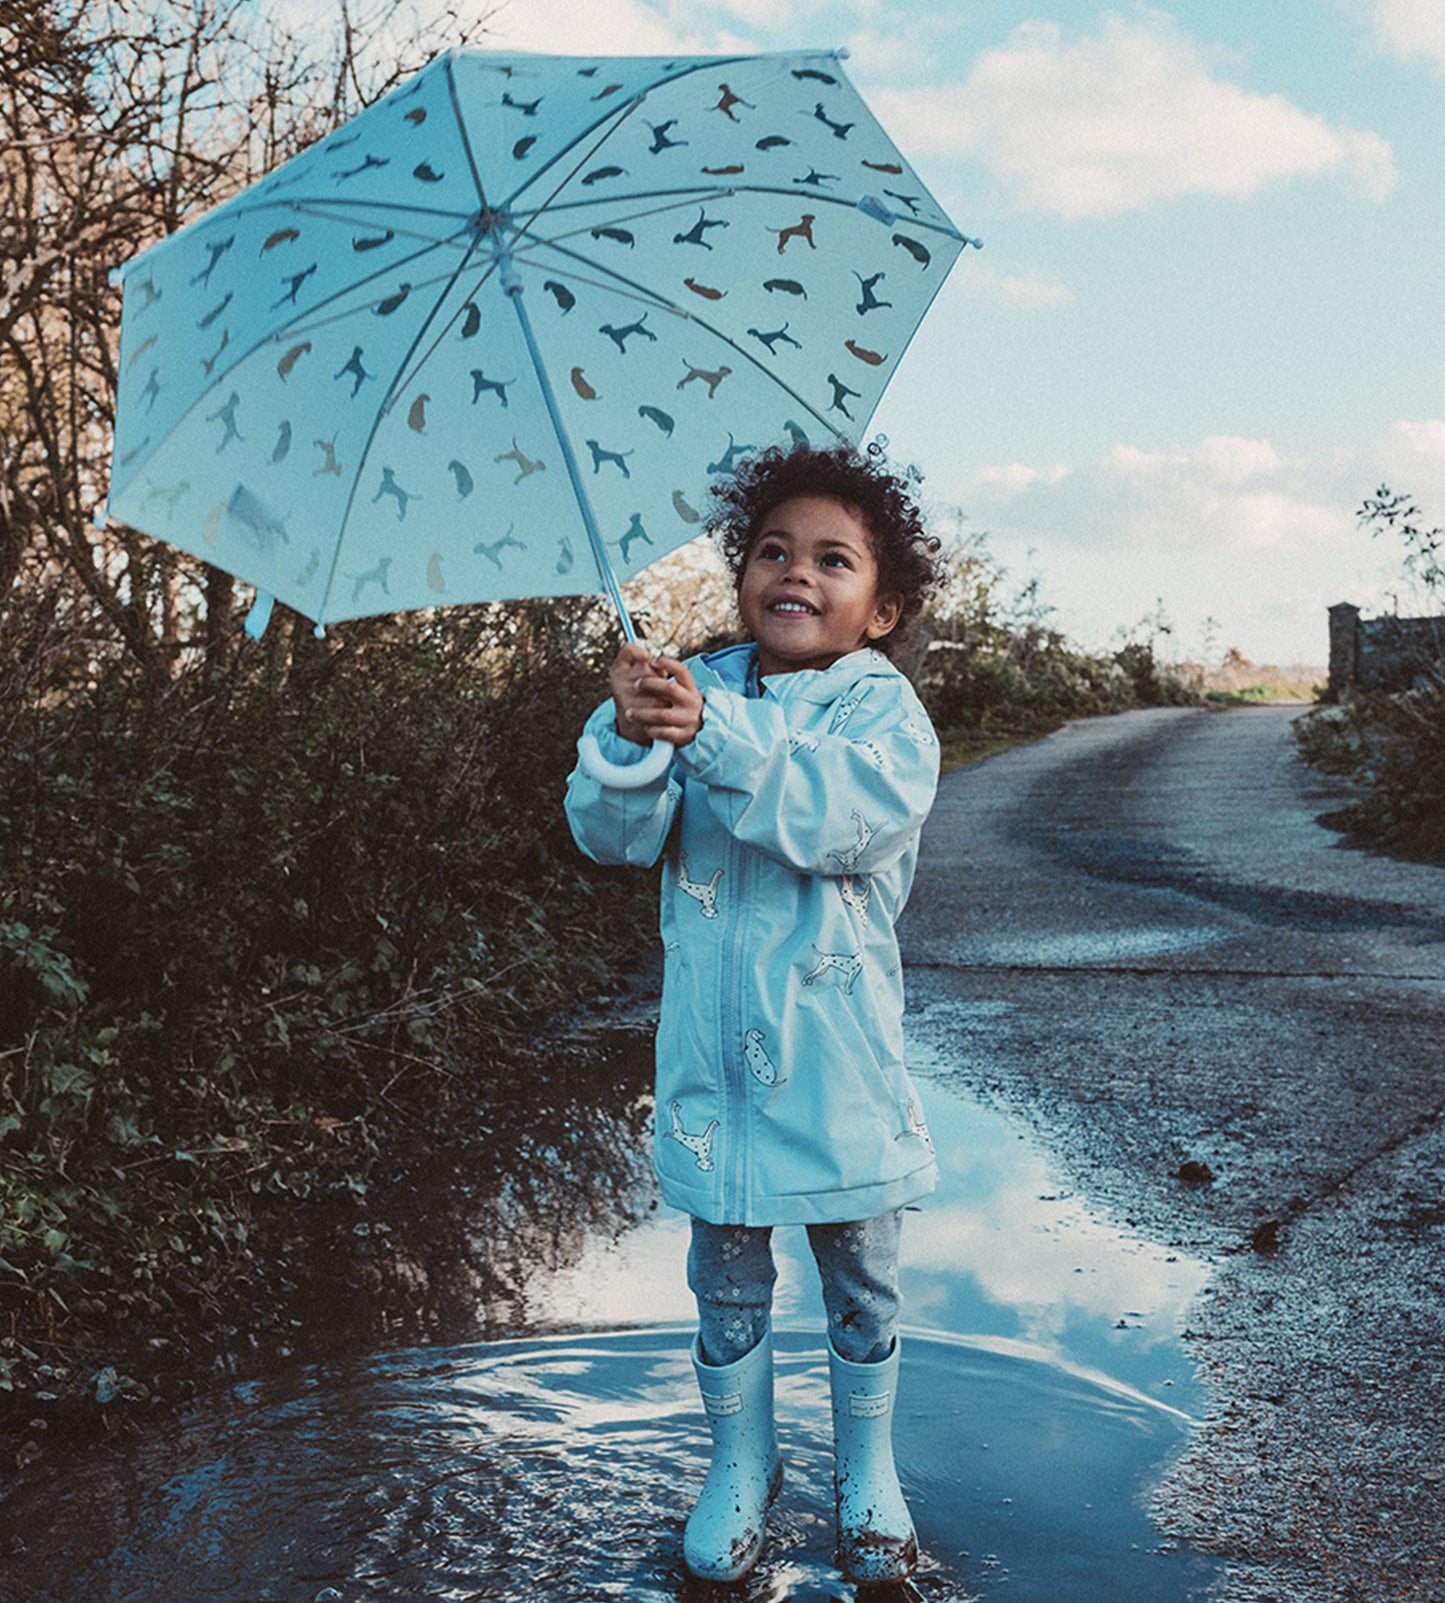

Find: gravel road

[900,703,1445,1603]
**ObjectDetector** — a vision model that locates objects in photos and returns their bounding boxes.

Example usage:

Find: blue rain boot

[828,1337,918,1583]
[683,1329,784,1582]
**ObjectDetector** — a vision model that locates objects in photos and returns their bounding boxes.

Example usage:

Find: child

[564,442,944,1584]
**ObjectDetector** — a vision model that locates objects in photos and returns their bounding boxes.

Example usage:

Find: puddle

[0,1036,1217,1603]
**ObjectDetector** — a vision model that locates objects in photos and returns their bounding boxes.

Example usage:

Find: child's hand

[610,643,704,748]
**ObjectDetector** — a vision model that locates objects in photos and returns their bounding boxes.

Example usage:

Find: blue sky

[453,0,1445,664]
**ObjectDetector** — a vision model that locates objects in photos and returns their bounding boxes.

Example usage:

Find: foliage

[1294,672,1445,859]
[1,0,487,653]
[1357,484,1444,599]
[912,533,1197,747]
[0,592,657,1460]
[1293,485,1445,860]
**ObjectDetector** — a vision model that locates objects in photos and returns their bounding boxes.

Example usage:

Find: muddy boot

[829,1337,918,1583]
[683,1329,784,1581]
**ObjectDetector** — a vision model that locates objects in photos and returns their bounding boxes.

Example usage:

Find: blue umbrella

[103,46,977,781]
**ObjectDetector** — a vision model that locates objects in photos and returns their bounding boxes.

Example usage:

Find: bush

[914,630,1195,744]
[1292,483,1445,861]
[0,594,657,1455]
[1295,668,1445,859]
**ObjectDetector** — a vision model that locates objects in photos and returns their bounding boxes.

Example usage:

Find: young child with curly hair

[564,441,944,1584]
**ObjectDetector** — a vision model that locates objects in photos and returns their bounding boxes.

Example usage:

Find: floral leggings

[687,1209,904,1367]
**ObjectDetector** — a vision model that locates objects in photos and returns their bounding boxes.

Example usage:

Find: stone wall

[1327,602,1444,700]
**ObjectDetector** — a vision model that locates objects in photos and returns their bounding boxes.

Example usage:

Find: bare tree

[1,0,490,673]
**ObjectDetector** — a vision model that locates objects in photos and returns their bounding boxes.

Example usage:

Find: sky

[398,0,1445,665]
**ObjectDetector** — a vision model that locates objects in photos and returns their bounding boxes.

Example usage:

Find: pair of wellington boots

[683,1329,918,1584]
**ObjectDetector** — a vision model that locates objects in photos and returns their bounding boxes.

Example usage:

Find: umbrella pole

[500,263,641,646]
[501,259,674,791]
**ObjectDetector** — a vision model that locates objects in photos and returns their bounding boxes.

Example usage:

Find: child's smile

[738,495,902,677]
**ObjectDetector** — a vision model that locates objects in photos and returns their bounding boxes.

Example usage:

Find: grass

[938,727,1050,773]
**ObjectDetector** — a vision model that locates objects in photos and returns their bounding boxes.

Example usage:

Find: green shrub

[915,632,1196,741]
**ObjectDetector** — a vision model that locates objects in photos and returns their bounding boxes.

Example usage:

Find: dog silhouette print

[747,323,803,355]
[474,526,526,569]
[586,439,633,477]
[829,810,876,874]
[712,82,755,121]
[207,392,242,451]
[811,102,853,139]
[678,850,723,917]
[348,556,392,602]
[335,346,373,397]
[826,372,861,419]
[744,1029,785,1087]
[773,214,817,253]
[372,467,419,520]
[667,1101,719,1170]
[673,210,731,249]
[469,370,513,407]
[599,315,658,353]
[496,439,545,482]
[852,270,892,315]
[678,361,732,398]
[617,514,653,564]
[802,946,863,994]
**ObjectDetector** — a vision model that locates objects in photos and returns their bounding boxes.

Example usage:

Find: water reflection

[510,1040,1207,1417]
[0,1027,1218,1603]
[902,1077,1208,1409]
[0,1329,1211,1603]
[277,1030,661,1354]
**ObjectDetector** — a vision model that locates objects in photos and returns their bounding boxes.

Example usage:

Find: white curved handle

[576,732,674,790]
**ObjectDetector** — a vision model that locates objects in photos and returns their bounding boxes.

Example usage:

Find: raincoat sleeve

[563,697,681,868]
[674,675,937,875]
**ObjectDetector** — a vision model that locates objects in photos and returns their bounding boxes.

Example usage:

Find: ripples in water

[0,1327,1212,1603]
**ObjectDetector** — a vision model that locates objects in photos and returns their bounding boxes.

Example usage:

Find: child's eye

[821,552,849,568]
[755,542,787,562]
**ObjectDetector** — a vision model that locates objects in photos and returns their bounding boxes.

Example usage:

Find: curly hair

[705,441,944,658]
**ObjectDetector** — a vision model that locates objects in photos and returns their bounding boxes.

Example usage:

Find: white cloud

[475,0,708,56]
[907,1185,1206,1347]
[973,461,1071,497]
[873,11,1397,219]
[952,259,1075,310]
[951,431,1420,663]
[841,29,940,81]
[1196,434,1283,484]
[1372,0,1445,68]
[1377,419,1445,518]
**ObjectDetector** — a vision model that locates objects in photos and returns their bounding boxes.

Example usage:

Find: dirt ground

[900,703,1445,1603]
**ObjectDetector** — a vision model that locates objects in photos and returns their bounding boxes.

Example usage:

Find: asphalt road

[900,703,1445,1603]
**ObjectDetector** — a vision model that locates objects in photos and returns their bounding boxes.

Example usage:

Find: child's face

[736,495,902,677]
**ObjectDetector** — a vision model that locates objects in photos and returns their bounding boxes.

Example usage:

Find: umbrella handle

[576,732,674,790]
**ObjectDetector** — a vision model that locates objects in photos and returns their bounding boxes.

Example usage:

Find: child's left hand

[610,644,704,747]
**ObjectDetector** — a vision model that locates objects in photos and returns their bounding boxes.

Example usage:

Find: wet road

[901,703,1445,1603]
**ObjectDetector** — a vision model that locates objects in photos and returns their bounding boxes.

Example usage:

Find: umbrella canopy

[104,47,976,637]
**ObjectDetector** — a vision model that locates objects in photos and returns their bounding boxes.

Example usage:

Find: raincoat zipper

[720,826,751,1220]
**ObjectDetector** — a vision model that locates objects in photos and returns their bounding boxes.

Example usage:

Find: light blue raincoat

[565,643,939,1226]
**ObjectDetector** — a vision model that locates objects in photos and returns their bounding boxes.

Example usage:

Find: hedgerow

[0,594,658,1460]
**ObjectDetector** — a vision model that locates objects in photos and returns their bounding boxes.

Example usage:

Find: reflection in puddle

[524,1057,1208,1421]
[0,1330,1211,1603]
[0,1033,1217,1603]
[903,1073,1208,1411]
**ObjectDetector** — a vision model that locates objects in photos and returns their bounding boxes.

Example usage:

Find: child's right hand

[610,642,704,747]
